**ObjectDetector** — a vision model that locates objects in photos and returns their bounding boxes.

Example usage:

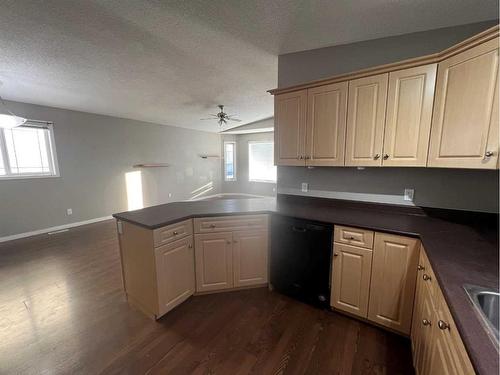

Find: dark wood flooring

[0,220,414,375]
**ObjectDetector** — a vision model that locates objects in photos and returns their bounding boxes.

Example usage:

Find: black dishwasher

[270,215,333,308]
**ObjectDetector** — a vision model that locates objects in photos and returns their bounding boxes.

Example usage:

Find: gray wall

[279,167,499,212]
[277,21,499,213]
[221,132,276,197]
[278,20,498,87]
[0,101,221,237]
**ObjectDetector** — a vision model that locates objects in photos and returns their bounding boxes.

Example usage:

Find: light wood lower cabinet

[118,220,196,319]
[368,233,419,335]
[195,232,234,292]
[233,230,268,287]
[331,243,372,318]
[155,236,195,316]
[411,247,475,375]
[194,216,269,293]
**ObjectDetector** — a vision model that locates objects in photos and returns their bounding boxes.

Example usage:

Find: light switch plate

[404,188,414,202]
[301,182,309,192]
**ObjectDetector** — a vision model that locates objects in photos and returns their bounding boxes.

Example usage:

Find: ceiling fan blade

[227,118,242,122]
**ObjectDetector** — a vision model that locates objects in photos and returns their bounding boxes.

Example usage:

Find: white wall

[0,100,221,237]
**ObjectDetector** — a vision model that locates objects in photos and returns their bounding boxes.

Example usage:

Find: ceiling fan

[201,105,241,126]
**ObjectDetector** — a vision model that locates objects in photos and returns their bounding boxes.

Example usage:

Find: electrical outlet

[66,208,73,215]
[404,189,414,202]
[301,182,309,192]
[168,193,172,198]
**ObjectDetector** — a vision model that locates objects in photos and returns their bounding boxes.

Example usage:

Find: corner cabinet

[270,26,500,170]
[428,39,499,169]
[193,215,269,293]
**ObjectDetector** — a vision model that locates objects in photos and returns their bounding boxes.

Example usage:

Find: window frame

[223,141,237,182]
[0,122,60,180]
[248,140,276,184]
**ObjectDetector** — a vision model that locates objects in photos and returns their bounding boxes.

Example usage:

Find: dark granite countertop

[113,195,499,375]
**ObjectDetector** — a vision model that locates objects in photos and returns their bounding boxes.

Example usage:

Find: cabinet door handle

[422,319,431,326]
[423,274,431,281]
[438,320,450,330]
[383,154,389,160]
[417,265,425,271]
[374,154,380,160]
[333,253,339,257]
[226,240,232,245]
[485,151,494,157]
[188,244,193,249]
[173,231,178,235]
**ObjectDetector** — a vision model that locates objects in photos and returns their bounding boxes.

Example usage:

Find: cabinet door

[155,236,195,316]
[412,283,435,375]
[368,233,419,334]
[345,73,388,166]
[306,82,348,166]
[383,64,437,166]
[331,243,373,318]
[274,90,307,166]
[233,230,268,287]
[194,232,233,292]
[428,38,499,169]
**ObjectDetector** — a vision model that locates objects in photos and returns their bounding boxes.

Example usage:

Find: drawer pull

[438,320,450,330]
[226,240,231,245]
[348,236,355,240]
[423,274,431,281]
[333,253,339,257]
[417,265,425,271]
[422,319,431,326]
[173,231,178,235]
[188,244,193,249]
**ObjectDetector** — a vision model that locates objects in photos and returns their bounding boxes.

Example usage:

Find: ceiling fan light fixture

[0,113,27,129]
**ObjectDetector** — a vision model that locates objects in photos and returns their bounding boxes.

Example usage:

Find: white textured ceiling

[0,0,497,132]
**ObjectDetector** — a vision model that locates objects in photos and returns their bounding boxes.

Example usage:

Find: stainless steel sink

[464,285,499,346]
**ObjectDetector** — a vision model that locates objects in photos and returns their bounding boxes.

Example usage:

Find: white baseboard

[277,187,415,206]
[0,215,114,243]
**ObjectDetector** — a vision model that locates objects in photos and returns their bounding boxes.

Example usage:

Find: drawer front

[194,215,268,234]
[153,219,193,247]
[334,225,374,249]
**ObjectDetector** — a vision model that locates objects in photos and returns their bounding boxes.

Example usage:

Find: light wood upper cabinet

[155,236,195,316]
[194,232,234,292]
[331,243,373,318]
[233,230,268,287]
[383,64,437,166]
[428,38,499,169]
[305,82,348,166]
[368,232,419,334]
[345,73,388,166]
[274,90,307,166]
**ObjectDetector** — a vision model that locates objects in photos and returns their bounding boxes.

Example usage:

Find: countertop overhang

[113,195,499,375]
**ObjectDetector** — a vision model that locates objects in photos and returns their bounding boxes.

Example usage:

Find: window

[0,122,59,179]
[248,141,276,183]
[224,141,236,181]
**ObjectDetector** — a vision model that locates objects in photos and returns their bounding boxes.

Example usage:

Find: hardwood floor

[0,220,414,375]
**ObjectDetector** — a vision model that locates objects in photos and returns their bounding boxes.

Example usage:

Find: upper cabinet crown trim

[268,25,499,96]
